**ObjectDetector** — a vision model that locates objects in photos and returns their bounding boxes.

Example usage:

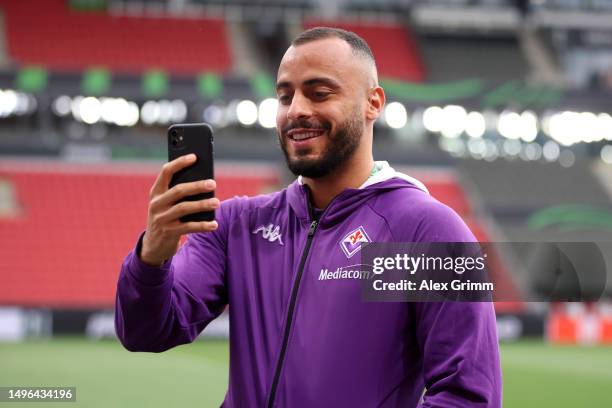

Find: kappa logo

[340,226,371,258]
[253,224,284,245]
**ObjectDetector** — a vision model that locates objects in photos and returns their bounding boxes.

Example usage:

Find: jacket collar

[288,161,428,227]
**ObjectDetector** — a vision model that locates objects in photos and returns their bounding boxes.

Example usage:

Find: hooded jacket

[115,162,502,407]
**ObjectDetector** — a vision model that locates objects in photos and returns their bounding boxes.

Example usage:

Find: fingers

[150,153,197,198]
[166,220,219,236]
[156,197,220,224]
[142,156,218,264]
[150,179,216,211]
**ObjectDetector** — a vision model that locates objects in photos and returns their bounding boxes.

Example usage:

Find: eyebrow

[276,77,341,91]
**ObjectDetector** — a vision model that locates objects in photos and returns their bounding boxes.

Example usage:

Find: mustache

[281,120,330,134]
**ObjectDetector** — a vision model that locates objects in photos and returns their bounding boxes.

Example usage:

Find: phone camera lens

[170,129,182,146]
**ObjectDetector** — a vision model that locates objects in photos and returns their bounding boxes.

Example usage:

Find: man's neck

[302,155,374,209]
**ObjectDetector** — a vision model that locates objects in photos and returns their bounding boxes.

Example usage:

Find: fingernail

[186,154,196,160]
[205,180,215,189]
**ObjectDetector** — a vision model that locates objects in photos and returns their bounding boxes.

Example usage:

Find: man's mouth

[286,128,326,141]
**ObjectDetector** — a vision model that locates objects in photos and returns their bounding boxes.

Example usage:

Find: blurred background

[0,0,611,406]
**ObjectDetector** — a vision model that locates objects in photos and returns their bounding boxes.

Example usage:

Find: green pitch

[1,338,611,407]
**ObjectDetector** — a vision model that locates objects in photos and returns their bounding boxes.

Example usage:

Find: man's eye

[278,95,291,104]
[313,92,330,98]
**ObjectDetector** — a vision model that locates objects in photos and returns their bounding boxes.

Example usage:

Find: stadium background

[1,0,612,406]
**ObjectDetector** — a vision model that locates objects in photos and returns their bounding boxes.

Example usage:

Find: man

[115,27,502,407]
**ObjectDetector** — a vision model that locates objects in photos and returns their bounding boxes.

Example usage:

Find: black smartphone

[167,123,215,223]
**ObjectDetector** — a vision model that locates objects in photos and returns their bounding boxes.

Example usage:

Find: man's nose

[287,93,312,121]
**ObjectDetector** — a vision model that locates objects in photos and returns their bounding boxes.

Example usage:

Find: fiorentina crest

[340,226,371,258]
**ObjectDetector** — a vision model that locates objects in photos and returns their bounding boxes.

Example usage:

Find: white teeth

[291,131,322,141]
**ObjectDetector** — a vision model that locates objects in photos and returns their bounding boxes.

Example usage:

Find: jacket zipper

[266,219,318,408]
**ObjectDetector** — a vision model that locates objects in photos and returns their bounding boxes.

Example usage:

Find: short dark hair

[292,27,375,64]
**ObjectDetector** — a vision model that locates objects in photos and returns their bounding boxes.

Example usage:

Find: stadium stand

[419,35,529,82]
[0,0,232,74]
[0,161,280,307]
[458,159,612,216]
[0,0,606,336]
[0,160,524,308]
[303,19,426,82]
[459,159,612,300]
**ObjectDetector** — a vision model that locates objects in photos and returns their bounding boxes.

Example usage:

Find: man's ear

[366,86,385,121]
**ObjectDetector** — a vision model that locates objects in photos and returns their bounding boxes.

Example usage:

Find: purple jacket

[115,163,502,407]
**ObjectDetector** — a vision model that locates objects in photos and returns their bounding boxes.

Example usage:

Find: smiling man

[275,31,381,208]
[115,27,502,407]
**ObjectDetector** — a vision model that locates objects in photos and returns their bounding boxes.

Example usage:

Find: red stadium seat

[0,161,279,307]
[0,0,232,74]
[303,19,425,82]
[0,161,522,311]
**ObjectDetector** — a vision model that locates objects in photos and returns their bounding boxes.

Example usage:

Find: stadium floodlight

[482,110,499,132]
[465,111,485,138]
[522,143,542,161]
[497,111,521,140]
[170,100,187,123]
[25,94,37,115]
[71,96,84,122]
[541,112,552,137]
[80,97,102,125]
[600,145,612,164]
[15,92,30,115]
[203,105,225,128]
[594,113,612,142]
[467,138,486,159]
[140,101,160,125]
[0,89,18,117]
[4,90,18,117]
[559,149,575,167]
[113,99,139,127]
[114,98,130,125]
[439,137,466,157]
[543,140,560,162]
[100,98,113,124]
[123,102,140,127]
[384,102,408,129]
[410,108,426,134]
[99,98,110,123]
[258,98,278,129]
[157,100,173,124]
[578,112,599,143]
[236,100,258,126]
[0,89,11,117]
[583,112,612,143]
[423,106,443,133]
[502,139,522,158]
[52,95,72,117]
[440,105,467,138]
[519,111,538,142]
[483,140,499,162]
[548,111,582,146]
[101,98,122,125]
[599,113,612,141]
[437,137,452,153]
[449,139,467,158]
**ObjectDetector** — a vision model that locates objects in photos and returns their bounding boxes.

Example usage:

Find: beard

[279,107,364,179]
